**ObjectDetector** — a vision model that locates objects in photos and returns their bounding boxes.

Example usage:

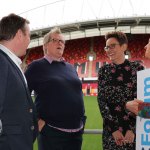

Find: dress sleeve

[137,61,145,71]
[97,67,119,133]
[125,61,144,132]
[125,61,144,116]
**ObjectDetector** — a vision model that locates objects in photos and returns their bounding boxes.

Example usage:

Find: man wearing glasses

[97,31,144,150]
[25,27,86,150]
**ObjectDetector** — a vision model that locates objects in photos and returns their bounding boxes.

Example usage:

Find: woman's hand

[112,130,124,146]
[124,130,135,144]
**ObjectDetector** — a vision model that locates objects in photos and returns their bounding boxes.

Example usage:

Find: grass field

[34,96,103,150]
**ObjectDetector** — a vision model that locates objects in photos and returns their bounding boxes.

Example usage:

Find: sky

[1,0,150,31]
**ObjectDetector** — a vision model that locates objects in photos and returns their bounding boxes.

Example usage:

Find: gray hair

[43,27,62,54]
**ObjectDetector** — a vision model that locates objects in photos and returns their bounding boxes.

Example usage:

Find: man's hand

[38,119,45,132]
[126,99,143,115]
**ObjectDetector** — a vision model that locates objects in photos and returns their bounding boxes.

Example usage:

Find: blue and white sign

[136,69,150,150]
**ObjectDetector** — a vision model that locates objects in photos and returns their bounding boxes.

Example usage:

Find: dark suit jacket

[0,50,38,150]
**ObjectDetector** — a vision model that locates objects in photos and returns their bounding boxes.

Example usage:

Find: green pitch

[34,96,103,150]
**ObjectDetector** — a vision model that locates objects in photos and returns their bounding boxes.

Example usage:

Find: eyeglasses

[49,38,65,45]
[104,43,120,51]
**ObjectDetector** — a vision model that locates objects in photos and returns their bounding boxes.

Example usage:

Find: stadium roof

[1,0,150,30]
[1,0,150,48]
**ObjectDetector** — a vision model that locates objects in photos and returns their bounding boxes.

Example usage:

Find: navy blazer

[0,50,38,150]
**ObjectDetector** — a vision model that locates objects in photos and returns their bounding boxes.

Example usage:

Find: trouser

[0,134,33,150]
[38,124,83,150]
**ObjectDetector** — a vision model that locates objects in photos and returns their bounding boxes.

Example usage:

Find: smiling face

[105,37,127,64]
[144,38,150,59]
[44,33,65,59]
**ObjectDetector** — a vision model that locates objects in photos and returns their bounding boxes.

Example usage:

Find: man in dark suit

[0,13,38,150]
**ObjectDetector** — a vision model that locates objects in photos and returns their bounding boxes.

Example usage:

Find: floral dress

[97,60,144,150]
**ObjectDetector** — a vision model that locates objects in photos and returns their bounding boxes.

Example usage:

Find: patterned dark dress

[97,60,144,150]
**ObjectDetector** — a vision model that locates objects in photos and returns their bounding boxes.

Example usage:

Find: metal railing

[84,129,103,134]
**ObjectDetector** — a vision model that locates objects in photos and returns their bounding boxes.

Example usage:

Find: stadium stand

[23,34,150,95]
[63,38,90,63]
[26,46,44,65]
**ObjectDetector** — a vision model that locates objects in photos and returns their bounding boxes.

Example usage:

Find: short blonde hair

[43,27,62,54]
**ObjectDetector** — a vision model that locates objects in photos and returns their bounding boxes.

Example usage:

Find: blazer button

[31,126,34,130]
[29,109,33,113]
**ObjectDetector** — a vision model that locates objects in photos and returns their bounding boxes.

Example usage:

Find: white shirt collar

[0,44,22,66]
[0,44,27,85]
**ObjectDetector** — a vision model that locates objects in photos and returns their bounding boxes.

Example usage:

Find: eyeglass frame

[104,43,120,51]
[48,38,65,45]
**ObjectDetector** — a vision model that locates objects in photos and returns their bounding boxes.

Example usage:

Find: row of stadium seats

[25,34,149,65]
[22,34,150,95]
